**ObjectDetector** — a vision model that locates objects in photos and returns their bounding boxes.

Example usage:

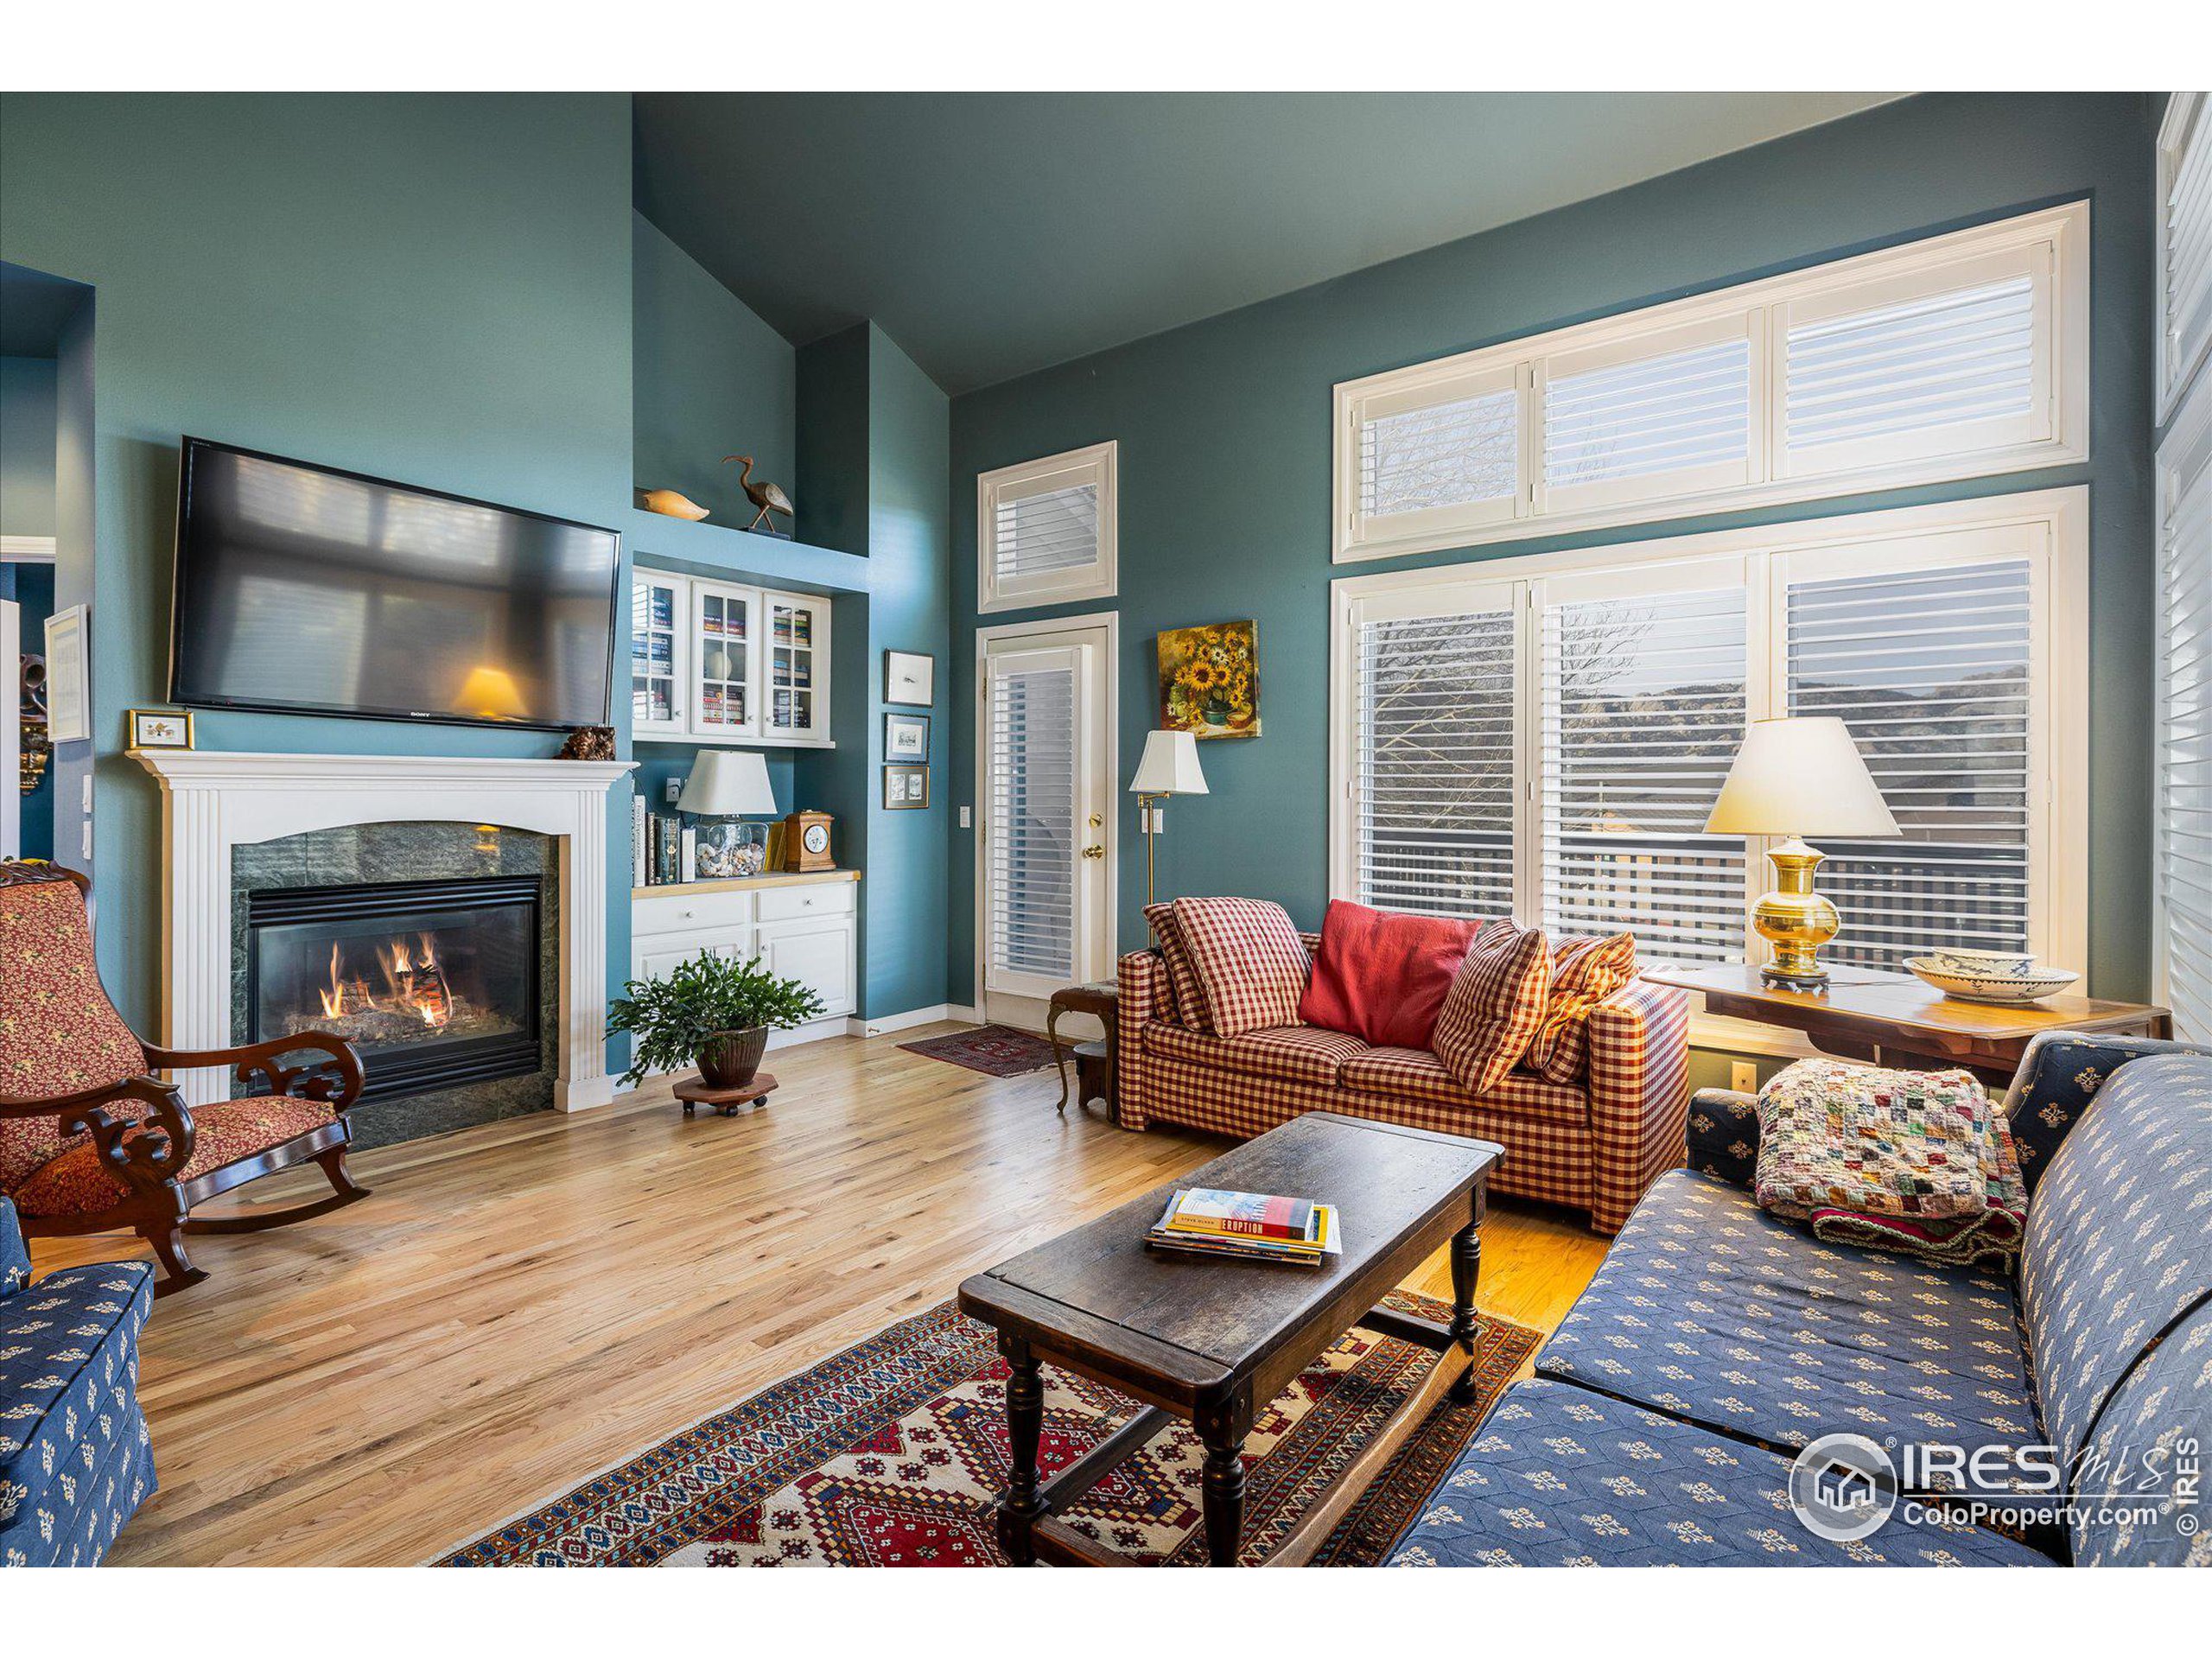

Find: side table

[1046,982,1119,1119]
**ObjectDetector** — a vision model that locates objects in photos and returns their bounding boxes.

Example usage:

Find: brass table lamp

[1706,716,1899,989]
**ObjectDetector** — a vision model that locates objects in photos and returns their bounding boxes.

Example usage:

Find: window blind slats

[988,666,1077,981]
[2168,98,2212,404]
[1786,559,2033,972]
[993,484,1101,581]
[2160,368,2212,1038]
[1786,274,2037,454]
[1358,385,1518,518]
[1354,608,1516,919]
[1542,339,1751,491]
[1539,586,1747,965]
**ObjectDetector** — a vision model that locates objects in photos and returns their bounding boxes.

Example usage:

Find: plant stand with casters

[673,1071,779,1117]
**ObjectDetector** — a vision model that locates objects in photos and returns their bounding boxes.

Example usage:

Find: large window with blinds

[1335,201,2087,563]
[977,441,1117,613]
[1331,491,2088,978]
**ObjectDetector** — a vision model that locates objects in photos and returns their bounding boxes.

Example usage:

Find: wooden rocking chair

[0,861,370,1294]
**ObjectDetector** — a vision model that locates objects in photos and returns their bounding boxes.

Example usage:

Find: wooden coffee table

[957,1110,1502,1567]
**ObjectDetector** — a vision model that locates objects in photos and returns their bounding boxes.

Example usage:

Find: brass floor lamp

[1128,730,1209,906]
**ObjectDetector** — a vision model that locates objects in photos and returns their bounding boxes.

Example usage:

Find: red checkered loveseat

[1116,930,1691,1234]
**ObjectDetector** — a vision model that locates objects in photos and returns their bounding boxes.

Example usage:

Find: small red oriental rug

[439,1290,1537,1567]
[898,1023,1059,1077]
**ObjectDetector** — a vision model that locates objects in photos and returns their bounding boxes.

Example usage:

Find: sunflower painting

[1158,620,1261,739]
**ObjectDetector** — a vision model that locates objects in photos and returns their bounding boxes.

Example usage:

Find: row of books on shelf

[633,798,696,887]
[1145,1187,1342,1268]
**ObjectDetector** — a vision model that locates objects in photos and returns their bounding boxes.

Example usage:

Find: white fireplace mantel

[132,749,635,1112]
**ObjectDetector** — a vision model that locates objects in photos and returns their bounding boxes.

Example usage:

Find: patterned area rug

[440,1290,1538,1567]
[898,1023,1059,1077]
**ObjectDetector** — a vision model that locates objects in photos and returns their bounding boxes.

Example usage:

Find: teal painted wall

[791,323,953,1018]
[947,92,2161,1003]
[0,356,58,537]
[0,92,639,1034]
[632,212,796,529]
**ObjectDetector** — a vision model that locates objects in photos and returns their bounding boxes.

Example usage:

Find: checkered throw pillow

[1432,920,1553,1096]
[1143,901,1213,1030]
[1170,897,1312,1039]
[1523,932,1637,1084]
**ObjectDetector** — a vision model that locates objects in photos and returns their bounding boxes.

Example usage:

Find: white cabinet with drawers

[627,874,857,1071]
[629,568,833,748]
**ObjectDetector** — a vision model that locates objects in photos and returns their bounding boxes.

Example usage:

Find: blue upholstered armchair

[0,1196,157,1567]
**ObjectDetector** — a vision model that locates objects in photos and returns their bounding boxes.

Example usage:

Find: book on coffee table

[1147,1187,1342,1266]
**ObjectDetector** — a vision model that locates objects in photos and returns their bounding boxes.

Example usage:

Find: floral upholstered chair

[0,862,370,1295]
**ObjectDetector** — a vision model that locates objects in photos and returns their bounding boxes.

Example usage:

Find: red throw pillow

[1524,933,1638,1084]
[1297,899,1481,1049]
[1170,897,1312,1038]
[1432,920,1553,1096]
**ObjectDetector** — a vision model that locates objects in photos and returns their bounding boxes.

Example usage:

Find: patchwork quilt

[1755,1059,2027,1269]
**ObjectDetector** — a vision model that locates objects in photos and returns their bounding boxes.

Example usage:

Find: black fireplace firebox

[246,875,543,1103]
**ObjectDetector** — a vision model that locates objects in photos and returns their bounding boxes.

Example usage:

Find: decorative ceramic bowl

[1925,946,2040,977]
[1905,957,2079,1006]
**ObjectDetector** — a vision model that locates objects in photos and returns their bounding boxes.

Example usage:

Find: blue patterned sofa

[1389,1034,2212,1567]
[1,1196,157,1566]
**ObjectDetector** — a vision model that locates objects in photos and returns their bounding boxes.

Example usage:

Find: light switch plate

[82,775,93,812]
[81,820,93,860]
[958,805,971,830]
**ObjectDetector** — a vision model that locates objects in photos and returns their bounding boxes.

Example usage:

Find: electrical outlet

[958,805,971,830]
[664,778,682,805]
[1730,1060,1758,1093]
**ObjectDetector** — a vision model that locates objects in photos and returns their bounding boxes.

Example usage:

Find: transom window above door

[1333,201,2087,563]
[977,441,1118,613]
[1330,490,2088,979]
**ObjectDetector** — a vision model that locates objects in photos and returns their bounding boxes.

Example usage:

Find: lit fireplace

[247,876,543,1103]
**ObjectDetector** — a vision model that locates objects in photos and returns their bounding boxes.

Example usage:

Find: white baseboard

[847,1003,969,1038]
[945,1003,982,1024]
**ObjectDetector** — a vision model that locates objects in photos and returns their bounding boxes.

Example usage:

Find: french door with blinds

[1332,491,2087,976]
[979,620,1113,1024]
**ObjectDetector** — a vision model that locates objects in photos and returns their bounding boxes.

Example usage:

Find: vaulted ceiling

[632,92,1898,395]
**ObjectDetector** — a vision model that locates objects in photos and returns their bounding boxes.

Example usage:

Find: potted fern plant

[609,950,827,1089]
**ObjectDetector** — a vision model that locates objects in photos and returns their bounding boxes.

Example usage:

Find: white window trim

[976,440,1118,614]
[2158,92,2210,423]
[1328,488,2092,1001]
[1334,202,2090,564]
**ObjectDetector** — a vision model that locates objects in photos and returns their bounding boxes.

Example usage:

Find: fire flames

[317,933,454,1029]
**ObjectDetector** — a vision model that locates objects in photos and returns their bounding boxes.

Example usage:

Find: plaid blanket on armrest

[1754,1058,2028,1270]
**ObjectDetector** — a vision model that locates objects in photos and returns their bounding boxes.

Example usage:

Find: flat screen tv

[169,437,620,731]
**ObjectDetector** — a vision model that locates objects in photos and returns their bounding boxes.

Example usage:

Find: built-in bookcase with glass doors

[630,567,832,746]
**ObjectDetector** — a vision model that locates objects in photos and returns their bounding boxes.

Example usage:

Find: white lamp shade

[1705,716,1900,838]
[1128,729,1209,795]
[679,749,778,817]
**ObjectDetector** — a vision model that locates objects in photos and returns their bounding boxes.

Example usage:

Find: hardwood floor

[27,1024,1610,1566]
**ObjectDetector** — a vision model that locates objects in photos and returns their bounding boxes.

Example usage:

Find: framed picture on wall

[128,709,196,750]
[885,712,931,762]
[44,605,89,743]
[883,650,935,706]
[883,763,930,810]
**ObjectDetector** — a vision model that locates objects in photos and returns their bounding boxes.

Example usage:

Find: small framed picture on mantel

[128,709,196,750]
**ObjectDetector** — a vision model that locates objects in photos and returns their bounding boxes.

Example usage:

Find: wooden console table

[1646,963,2171,1087]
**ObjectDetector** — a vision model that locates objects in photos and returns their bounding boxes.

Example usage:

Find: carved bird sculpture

[722,454,794,536]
